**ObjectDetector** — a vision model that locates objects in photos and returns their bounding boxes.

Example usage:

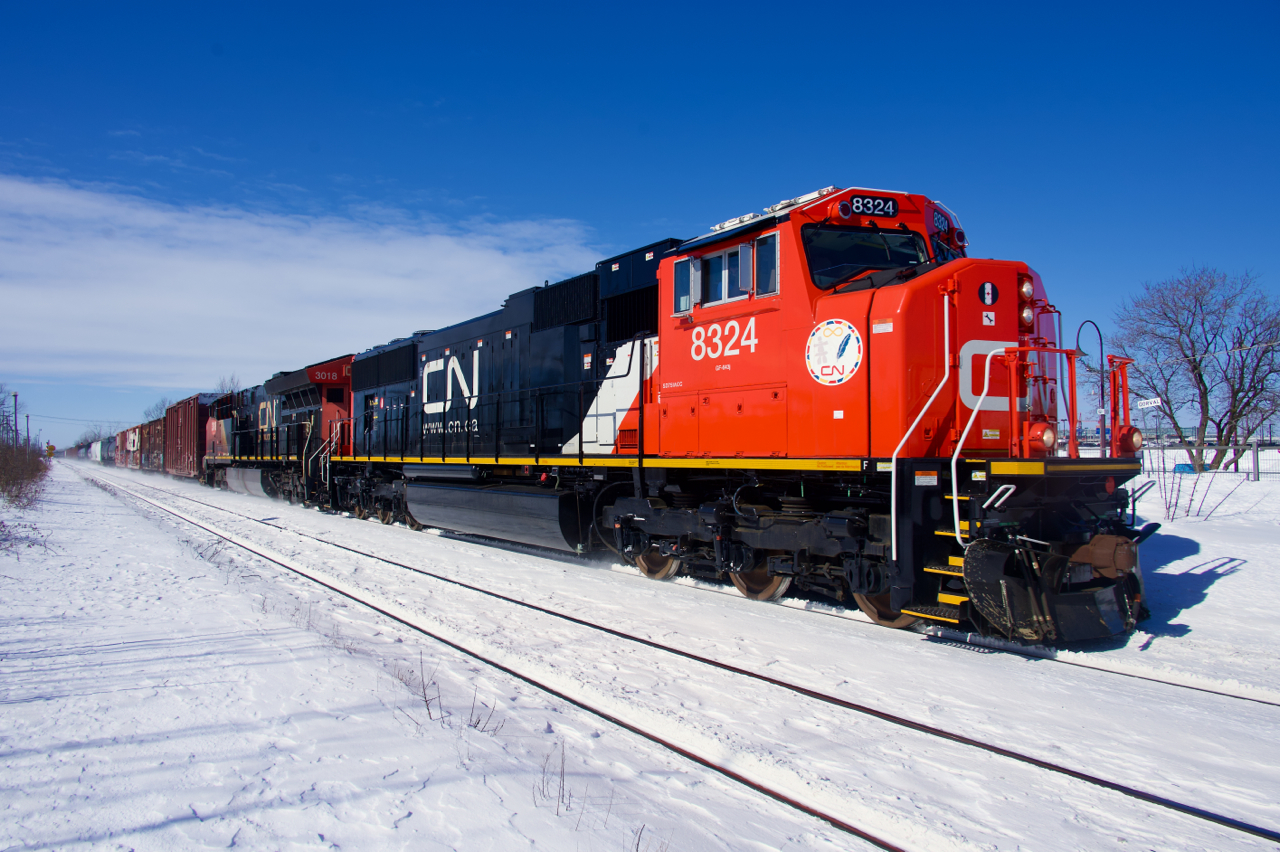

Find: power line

[29,414,136,425]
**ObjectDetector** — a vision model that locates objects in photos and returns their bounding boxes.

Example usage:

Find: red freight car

[116,429,132,468]
[139,418,166,472]
[165,393,217,478]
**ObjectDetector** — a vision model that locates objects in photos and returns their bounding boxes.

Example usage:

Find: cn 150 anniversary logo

[805,319,863,386]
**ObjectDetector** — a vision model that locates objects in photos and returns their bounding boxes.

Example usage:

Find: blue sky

[2,2,1277,446]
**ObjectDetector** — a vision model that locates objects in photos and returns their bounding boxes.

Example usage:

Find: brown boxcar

[140,417,166,472]
[165,393,217,478]
[115,429,131,468]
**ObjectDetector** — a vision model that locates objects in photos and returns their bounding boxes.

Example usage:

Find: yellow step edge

[990,461,1045,475]
[924,566,964,577]
[938,593,970,605]
[901,609,960,624]
[948,555,965,567]
[935,529,970,538]
[943,494,970,500]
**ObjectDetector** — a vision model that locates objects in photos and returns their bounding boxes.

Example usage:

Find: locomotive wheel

[405,508,425,532]
[730,565,791,602]
[853,593,919,629]
[635,548,681,581]
[377,507,394,525]
[353,504,368,520]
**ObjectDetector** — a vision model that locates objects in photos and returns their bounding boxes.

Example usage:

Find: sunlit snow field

[2,461,1278,851]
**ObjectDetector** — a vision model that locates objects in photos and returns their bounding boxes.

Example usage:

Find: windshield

[801,225,929,290]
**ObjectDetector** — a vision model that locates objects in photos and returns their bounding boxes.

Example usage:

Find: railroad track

[81,465,1280,710]
[78,465,1280,847]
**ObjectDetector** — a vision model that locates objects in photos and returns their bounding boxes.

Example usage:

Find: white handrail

[890,290,951,563]
[983,483,1016,511]
[951,346,1011,550]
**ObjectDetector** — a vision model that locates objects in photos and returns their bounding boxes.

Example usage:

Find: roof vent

[764,186,841,215]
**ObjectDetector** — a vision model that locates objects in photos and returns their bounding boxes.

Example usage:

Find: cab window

[674,259,692,313]
[755,233,778,296]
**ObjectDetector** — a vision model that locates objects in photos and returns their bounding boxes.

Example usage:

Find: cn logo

[979,282,999,306]
[423,351,480,414]
[805,319,863,386]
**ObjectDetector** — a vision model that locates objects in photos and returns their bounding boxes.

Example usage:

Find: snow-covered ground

[2,462,1278,850]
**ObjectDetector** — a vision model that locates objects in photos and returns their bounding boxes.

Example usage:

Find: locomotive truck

[112,184,1154,645]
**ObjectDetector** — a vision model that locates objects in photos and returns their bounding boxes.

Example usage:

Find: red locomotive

[101,184,1152,645]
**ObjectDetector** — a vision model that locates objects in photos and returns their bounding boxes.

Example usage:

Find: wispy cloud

[191,146,245,163]
[0,176,600,389]
[108,149,234,178]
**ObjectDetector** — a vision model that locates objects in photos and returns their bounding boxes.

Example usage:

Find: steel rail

[79,468,903,851]
[92,466,1280,710]
[79,466,1280,845]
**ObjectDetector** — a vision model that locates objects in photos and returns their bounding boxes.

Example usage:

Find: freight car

[138,418,165,472]
[164,393,217,478]
[88,436,115,465]
[195,184,1150,645]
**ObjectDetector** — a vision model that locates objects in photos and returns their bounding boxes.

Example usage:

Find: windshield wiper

[832,261,939,294]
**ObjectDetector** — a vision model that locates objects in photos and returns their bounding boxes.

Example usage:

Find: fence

[1139,444,1280,481]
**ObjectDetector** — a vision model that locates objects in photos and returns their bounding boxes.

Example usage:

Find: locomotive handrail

[395,334,652,463]
[951,345,1010,550]
[890,285,952,563]
[951,343,1083,550]
[983,483,1017,511]
[1107,354,1136,457]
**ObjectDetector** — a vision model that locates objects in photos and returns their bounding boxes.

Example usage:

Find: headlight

[1118,426,1144,454]
[1019,280,1035,300]
[1020,306,1035,326]
[1029,422,1055,452]
[1116,422,1146,450]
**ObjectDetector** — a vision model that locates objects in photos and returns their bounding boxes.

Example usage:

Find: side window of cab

[673,231,780,315]
[754,232,779,297]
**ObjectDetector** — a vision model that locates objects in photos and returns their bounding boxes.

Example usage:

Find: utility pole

[11,392,18,446]
[25,414,30,457]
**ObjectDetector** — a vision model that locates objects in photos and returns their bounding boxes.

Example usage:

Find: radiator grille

[534,273,598,331]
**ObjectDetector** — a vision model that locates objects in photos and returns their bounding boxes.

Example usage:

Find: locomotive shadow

[1065,532,1246,650]
[1137,552,1245,643]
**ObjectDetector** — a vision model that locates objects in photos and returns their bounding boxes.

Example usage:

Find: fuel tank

[225,468,270,498]
[404,483,587,551]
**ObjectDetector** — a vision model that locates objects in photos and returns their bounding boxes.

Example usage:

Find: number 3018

[691,318,758,361]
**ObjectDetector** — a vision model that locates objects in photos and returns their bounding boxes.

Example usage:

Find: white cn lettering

[423,352,480,415]
[423,358,445,414]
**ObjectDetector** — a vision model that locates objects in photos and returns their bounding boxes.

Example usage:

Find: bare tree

[74,424,116,445]
[142,396,174,422]
[1110,266,1280,470]
[214,373,241,395]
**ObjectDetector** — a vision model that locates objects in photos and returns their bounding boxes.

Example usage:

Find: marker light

[1019,280,1035,300]
[1020,306,1035,327]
